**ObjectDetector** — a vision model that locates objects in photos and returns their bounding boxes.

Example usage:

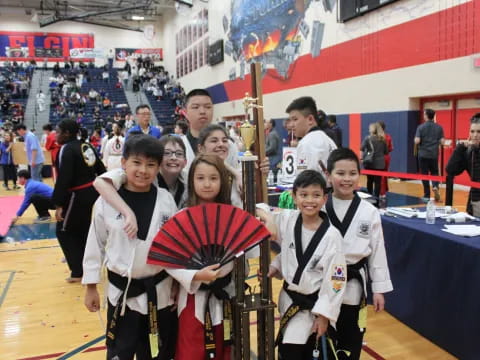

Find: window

[175,9,209,78]
[338,0,401,22]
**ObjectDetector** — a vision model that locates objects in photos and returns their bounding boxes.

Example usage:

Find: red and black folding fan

[148,203,270,269]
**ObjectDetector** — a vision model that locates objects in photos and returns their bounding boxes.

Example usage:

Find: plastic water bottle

[426,198,436,224]
[267,170,275,186]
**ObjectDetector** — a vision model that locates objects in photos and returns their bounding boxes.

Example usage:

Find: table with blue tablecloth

[381,214,480,360]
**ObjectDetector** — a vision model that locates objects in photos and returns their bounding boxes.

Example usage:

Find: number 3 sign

[281,147,297,183]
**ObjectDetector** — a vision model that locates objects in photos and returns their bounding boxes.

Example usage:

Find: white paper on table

[442,225,480,237]
[441,212,476,222]
[386,207,419,218]
[416,210,445,219]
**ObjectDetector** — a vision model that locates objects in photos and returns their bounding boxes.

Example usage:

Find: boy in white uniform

[259,170,346,360]
[325,148,393,360]
[286,96,337,179]
[83,135,215,360]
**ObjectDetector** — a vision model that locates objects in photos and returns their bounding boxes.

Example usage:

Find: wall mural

[224,0,335,80]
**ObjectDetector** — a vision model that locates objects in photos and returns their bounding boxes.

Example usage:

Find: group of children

[82,129,392,360]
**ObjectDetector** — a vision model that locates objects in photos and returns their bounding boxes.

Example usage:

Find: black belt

[275,281,318,346]
[199,273,233,360]
[346,257,368,284]
[347,257,368,301]
[107,270,169,358]
[347,258,368,331]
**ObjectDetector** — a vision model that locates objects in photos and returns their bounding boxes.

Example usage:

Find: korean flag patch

[331,265,346,293]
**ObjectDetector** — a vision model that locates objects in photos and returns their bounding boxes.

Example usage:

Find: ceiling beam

[70,18,144,32]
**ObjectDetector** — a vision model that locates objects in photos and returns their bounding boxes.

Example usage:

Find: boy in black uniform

[53,120,106,283]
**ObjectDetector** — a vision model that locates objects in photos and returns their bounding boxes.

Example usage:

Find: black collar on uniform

[157,173,185,207]
[186,130,198,155]
[326,193,361,237]
[292,211,330,285]
[307,126,322,134]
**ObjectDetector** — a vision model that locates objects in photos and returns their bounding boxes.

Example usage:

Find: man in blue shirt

[12,170,55,223]
[15,124,45,182]
[126,104,161,139]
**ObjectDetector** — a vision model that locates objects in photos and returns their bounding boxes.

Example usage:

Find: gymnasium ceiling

[0,0,186,31]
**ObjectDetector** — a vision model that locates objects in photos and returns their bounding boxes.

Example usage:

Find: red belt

[68,181,94,192]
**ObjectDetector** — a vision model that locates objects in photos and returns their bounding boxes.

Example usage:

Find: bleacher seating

[143,90,176,127]
[0,66,31,125]
[48,68,131,130]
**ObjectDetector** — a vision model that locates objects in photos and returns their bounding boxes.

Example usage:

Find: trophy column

[233,99,275,360]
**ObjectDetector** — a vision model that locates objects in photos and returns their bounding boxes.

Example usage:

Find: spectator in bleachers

[0,94,11,116]
[88,88,98,101]
[102,96,112,109]
[113,112,121,123]
[76,112,85,126]
[102,69,109,83]
[19,78,29,98]
[15,124,44,182]
[79,94,87,110]
[153,86,163,101]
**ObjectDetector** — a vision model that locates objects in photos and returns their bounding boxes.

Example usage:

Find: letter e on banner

[281,147,297,183]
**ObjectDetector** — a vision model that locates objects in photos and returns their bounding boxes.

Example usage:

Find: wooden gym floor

[0,177,467,360]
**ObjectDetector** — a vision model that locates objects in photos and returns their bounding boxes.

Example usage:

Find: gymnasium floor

[0,177,466,360]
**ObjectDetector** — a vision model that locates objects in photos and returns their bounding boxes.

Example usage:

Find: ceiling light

[132,15,144,20]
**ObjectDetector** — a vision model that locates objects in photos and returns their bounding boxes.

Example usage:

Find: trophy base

[240,155,258,162]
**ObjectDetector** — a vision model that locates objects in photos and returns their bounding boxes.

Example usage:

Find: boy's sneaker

[34,216,51,223]
[433,188,441,201]
[13,185,20,190]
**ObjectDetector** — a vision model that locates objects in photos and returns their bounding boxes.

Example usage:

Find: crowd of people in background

[2,72,479,360]
[1,57,476,220]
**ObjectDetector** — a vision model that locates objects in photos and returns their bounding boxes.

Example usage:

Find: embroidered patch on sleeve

[331,265,346,293]
[357,221,371,239]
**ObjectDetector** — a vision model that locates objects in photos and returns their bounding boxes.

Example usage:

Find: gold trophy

[240,121,256,157]
[240,92,261,157]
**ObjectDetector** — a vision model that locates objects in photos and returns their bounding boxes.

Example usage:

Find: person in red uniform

[43,124,61,181]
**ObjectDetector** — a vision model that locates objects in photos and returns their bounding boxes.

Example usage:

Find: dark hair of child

[327,148,361,174]
[292,169,328,195]
[123,134,162,164]
[186,154,232,207]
